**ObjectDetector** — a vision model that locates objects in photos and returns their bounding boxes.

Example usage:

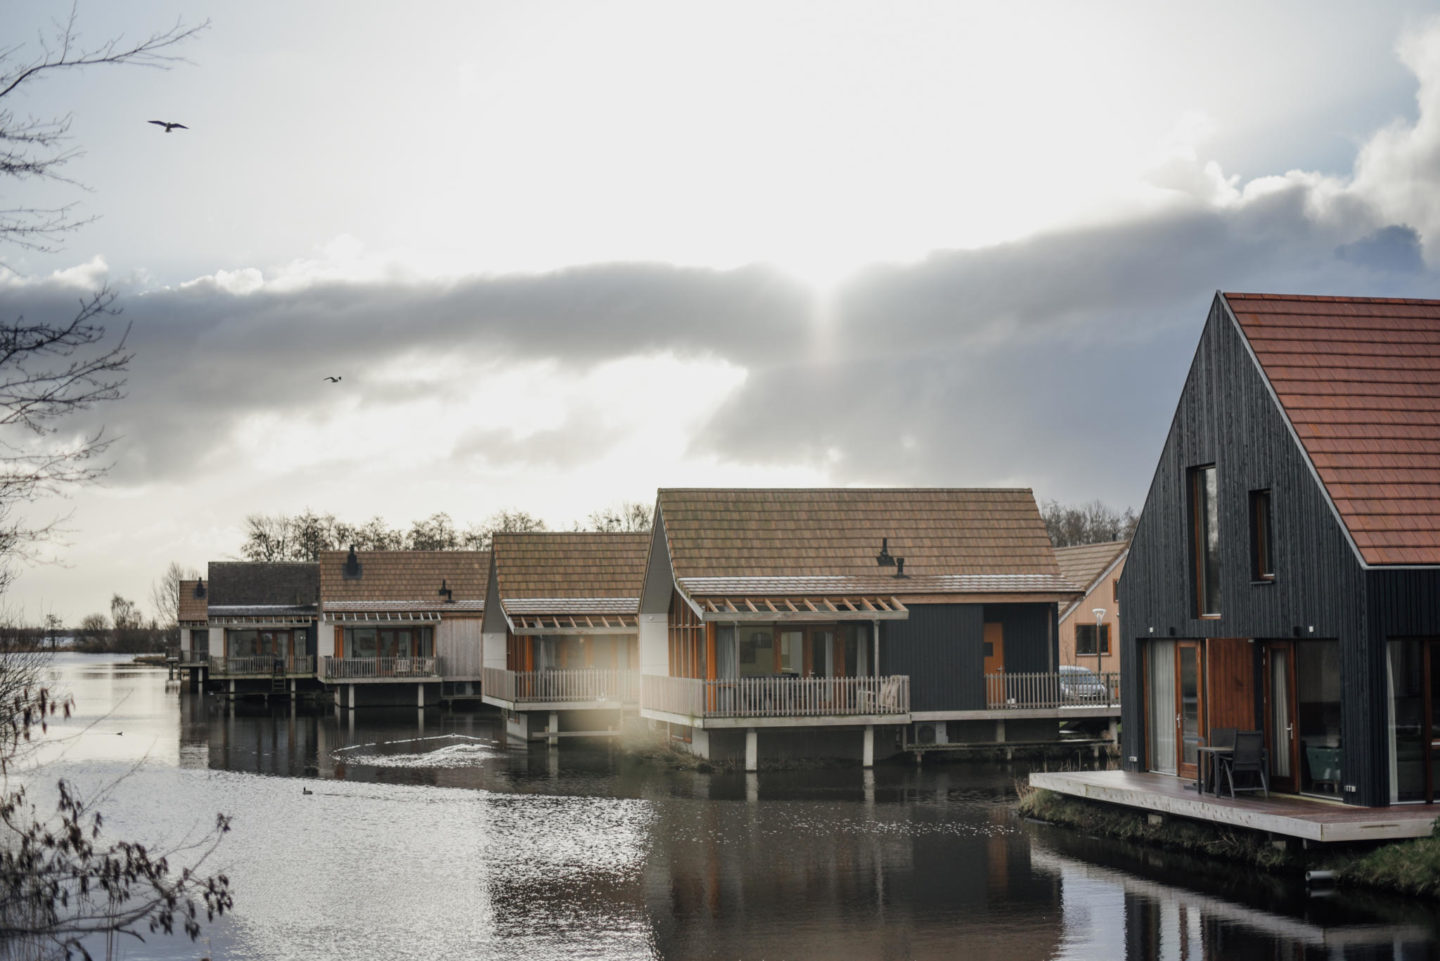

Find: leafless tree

[1,8,208,252]
[149,561,197,629]
[1040,498,1137,548]
[582,500,653,534]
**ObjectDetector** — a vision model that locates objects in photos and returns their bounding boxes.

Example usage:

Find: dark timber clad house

[638,488,1080,769]
[1120,292,1440,807]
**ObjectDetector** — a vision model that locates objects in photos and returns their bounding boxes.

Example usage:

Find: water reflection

[20,656,1440,960]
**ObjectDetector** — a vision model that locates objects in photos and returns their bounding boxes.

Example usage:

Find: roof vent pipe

[194,578,206,598]
[439,579,454,603]
[876,538,895,567]
[895,557,906,578]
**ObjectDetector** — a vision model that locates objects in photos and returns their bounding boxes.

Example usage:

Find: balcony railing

[483,667,638,704]
[985,671,1121,710]
[643,674,910,720]
[208,655,315,676]
[322,656,442,680]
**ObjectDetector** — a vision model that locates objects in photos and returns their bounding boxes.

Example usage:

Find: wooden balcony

[208,655,315,678]
[321,656,442,682]
[641,674,911,729]
[481,666,638,710]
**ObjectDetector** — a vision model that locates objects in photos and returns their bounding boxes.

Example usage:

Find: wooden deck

[1029,770,1439,843]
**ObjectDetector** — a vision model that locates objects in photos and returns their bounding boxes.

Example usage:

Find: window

[1250,489,1274,581]
[1076,623,1111,656]
[1189,465,1221,616]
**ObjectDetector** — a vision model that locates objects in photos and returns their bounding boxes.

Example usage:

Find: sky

[5,0,1440,624]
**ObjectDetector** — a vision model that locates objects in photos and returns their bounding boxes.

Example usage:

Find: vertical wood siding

[1118,294,1421,805]
[880,602,1057,711]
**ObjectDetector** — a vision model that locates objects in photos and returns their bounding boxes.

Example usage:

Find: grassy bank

[1018,785,1440,899]
[1017,786,1298,870]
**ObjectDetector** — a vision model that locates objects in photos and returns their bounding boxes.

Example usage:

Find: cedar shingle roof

[1227,293,1440,566]
[491,532,649,615]
[318,550,489,612]
[1054,541,1129,595]
[656,489,1067,593]
[177,579,207,624]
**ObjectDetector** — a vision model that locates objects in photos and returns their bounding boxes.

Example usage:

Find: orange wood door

[983,623,1005,674]
[1176,641,1204,781]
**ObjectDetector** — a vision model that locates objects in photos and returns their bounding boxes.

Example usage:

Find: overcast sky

[6,0,1440,624]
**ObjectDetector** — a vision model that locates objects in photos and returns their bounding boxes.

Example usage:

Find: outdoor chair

[1220,730,1269,799]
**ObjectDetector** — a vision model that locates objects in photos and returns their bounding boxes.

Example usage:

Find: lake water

[11,654,1440,960]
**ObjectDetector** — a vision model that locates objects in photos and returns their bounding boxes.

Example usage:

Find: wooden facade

[1119,293,1440,807]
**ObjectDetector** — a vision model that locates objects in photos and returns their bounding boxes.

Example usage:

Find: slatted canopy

[694,595,908,623]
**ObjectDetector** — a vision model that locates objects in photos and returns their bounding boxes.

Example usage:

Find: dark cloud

[11,150,1440,510]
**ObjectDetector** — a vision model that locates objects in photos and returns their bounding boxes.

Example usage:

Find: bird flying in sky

[148,120,188,132]
[324,376,342,383]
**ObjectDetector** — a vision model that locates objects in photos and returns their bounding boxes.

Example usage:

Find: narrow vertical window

[1190,465,1221,616]
[1251,489,1274,581]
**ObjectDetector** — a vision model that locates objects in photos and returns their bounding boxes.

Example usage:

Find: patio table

[1195,745,1233,795]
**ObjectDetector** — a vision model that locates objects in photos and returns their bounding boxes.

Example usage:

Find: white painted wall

[639,612,668,677]
[316,621,336,659]
[482,629,507,670]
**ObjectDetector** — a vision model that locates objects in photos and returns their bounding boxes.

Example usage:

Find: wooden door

[1263,640,1300,792]
[1176,641,1204,781]
[983,623,1005,673]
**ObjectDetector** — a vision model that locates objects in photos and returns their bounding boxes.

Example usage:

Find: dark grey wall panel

[982,603,1056,675]
[881,604,984,711]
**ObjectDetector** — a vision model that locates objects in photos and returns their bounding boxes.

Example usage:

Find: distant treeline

[240,502,652,563]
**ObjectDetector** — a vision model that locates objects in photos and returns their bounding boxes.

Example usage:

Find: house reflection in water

[642,769,1065,961]
[1031,843,1433,960]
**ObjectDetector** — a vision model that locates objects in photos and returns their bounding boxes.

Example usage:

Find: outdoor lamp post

[1092,607,1106,673]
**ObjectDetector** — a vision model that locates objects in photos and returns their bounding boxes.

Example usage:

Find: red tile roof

[1227,292,1440,565]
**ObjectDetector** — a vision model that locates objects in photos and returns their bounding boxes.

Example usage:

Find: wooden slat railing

[985,671,1121,710]
[321,656,442,680]
[642,674,910,719]
[208,655,315,676]
[482,667,638,704]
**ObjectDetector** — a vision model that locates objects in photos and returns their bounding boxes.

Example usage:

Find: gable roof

[655,488,1073,597]
[1226,292,1440,566]
[491,532,649,615]
[178,579,207,624]
[1055,541,1128,622]
[207,562,319,616]
[318,550,489,613]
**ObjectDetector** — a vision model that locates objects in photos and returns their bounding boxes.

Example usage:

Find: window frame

[1250,488,1275,582]
[1189,464,1221,618]
[1075,622,1111,656]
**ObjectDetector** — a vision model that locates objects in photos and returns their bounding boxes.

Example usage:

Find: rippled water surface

[16,655,1440,960]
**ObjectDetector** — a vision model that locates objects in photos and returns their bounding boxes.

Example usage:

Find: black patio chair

[1220,730,1269,799]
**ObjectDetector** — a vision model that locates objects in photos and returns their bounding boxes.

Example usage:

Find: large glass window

[345,626,432,659]
[738,629,775,676]
[1297,639,1342,797]
[1190,465,1221,616]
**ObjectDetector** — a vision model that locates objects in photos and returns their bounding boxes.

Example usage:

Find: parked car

[1059,665,1108,702]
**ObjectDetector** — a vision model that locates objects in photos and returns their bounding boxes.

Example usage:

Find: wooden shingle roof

[177,579,207,624]
[318,550,489,613]
[1227,292,1440,566]
[1055,541,1129,595]
[491,532,649,614]
[656,489,1069,594]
